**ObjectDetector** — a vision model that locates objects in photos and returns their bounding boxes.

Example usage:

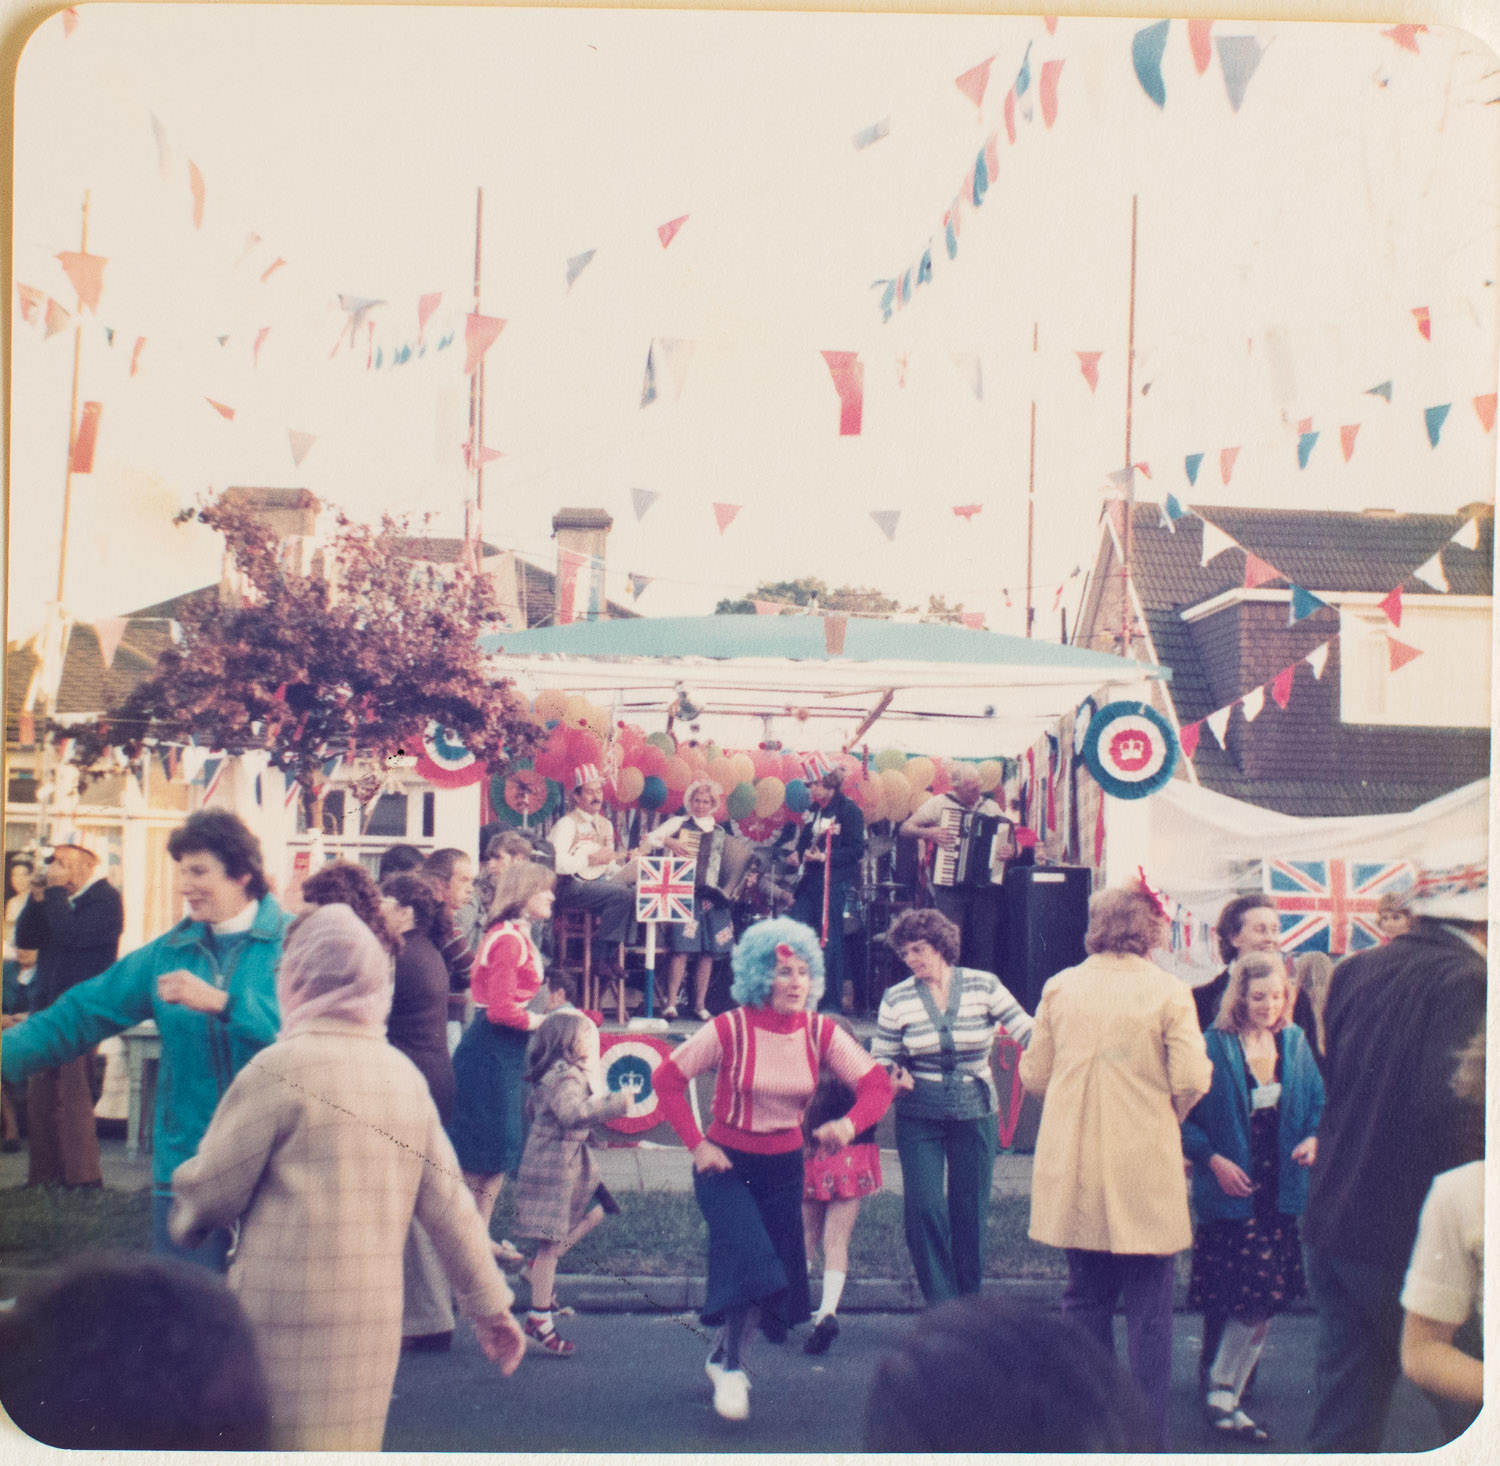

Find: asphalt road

[383,1305,1459,1454]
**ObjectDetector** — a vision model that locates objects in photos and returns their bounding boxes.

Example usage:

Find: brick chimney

[218,487,320,605]
[551,508,613,622]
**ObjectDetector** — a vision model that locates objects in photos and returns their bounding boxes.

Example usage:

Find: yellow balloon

[679,743,708,771]
[729,752,756,786]
[977,759,1004,793]
[707,756,738,790]
[534,689,568,722]
[584,703,611,739]
[615,766,645,803]
[905,756,935,792]
[564,694,592,727]
[754,777,786,817]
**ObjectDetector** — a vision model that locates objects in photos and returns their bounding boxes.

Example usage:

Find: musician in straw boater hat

[1301,836,1487,1452]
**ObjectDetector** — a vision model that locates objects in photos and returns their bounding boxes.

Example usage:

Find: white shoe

[712,1366,750,1421]
[705,1352,725,1386]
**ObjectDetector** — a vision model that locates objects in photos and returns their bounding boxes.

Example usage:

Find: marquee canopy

[479,616,1169,757]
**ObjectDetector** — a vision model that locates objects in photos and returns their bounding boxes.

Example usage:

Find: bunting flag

[1340,423,1359,461]
[1270,665,1296,708]
[94,617,128,670]
[955,55,995,112]
[463,312,506,375]
[640,342,658,407]
[288,429,317,466]
[1015,43,1033,97]
[205,398,235,420]
[1051,583,1065,612]
[253,326,271,366]
[1205,705,1232,748]
[1220,445,1240,484]
[564,250,596,288]
[870,510,901,541]
[1290,585,1331,623]
[1382,23,1427,53]
[1306,642,1330,679]
[337,295,383,345]
[657,215,689,249]
[1179,720,1202,759]
[260,257,286,283]
[1387,635,1423,672]
[953,352,983,399]
[821,350,865,435]
[961,611,985,629]
[1187,18,1213,73]
[824,612,849,655]
[130,337,146,376]
[1132,19,1170,109]
[16,283,44,323]
[853,118,891,149]
[70,401,102,473]
[1003,87,1017,145]
[1217,35,1264,112]
[1378,585,1403,627]
[56,251,106,313]
[62,7,78,36]
[1365,380,1393,402]
[1133,462,1152,479]
[753,600,780,616]
[972,145,989,207]
[629,488,658,523]
[712,502,741,534]
[1296,429,1319,468]
[1412,306,1431,341]
[44,298,70,337]
[188,160,206,228]
[1454,517,1481,550]
[1241,685,1265,722]
[1474,393,1497,433]
[1243,553,1280,589]
[953,504,983,521]
[1104,467,1135,499]
[1184,452,1204,485]
[1040,60,1064,127]
[657,337,695,400]
[1411,550,1449,593]
[1200,518,1236,565]
[1424,403,1451,447]
[1164,493,1188,523]
[1076,351,1102,391]
[416,291,442,340]
[150,113,171,175]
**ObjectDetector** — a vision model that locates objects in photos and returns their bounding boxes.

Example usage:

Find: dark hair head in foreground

[0,1249,270,1450]
[863,1295,1156,1453]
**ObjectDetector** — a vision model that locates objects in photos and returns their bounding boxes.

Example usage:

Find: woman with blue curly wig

[653,917,893,1422]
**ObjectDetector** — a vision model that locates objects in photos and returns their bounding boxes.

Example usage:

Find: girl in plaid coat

[512,1010,631,1355]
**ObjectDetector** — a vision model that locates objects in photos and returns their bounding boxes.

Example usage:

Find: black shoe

[803,1315,839,1355]
[760,1316,789,1345]
[402,1331,453,1353]
[593,1183,621,1216]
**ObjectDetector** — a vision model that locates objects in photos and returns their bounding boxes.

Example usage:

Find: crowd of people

[0,799,1485,1450]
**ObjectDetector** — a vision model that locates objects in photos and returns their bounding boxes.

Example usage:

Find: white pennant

[1206,705,1233,748]
[1453,517,1480,550]
[94,617,129,670]
[179,745,209,784]
[1240,686,1265,722]
[1411,551,1449,593]
[1199,519,1237,566]
[1305,642,1330,679]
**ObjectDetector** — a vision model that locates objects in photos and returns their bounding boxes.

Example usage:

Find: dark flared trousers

[26,1054,101,1187]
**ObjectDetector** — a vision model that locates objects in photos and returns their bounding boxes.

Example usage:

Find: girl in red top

[653,917,892,1422]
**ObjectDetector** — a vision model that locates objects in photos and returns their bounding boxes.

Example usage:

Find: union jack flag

[1263,858,1414,954]
[636,856,696,924]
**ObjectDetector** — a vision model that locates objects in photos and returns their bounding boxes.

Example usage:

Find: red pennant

[824,613,849,655]
[1412,305,1431,341]
[1244,553,1280,589]
[1044,16,1057,35]
[1378,584,1403,627]
[1474,393,1497,434]
[1340,423,1359,461]
[1270,666,1295,708]
[61,7,78,36]
[1220,446,1240,484]
[712,502,741,534]
[1187,18,1213,74]
[1382,23,1427,53]
[1297,417,1313,435]
[1076,351,1102,392]
[1178,721,1202,759]
[56,251,106,313]
[1387,635,1423,672]
[463,312,506,375]
[657,214,689,249]
[44,298,70,338]
[955,55,995,112]
[1134,461,1151,479]
[260,257,286,283]
[129,336,146,376]
[16,283,44,323]
[253,326,271,366]
[1003,86,1017,145]
[1039,59,1064,128]
[188,160,206,229]
[417,291,442,342]
[205,398,235,420]
[821,350,864,435]
[70,401,102,472]
[953,504,983,521]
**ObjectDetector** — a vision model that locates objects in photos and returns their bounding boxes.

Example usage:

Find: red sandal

[523,1312,575,1357]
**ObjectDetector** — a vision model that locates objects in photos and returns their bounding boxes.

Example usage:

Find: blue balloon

[638,775,668,811]
[785,778,810,813]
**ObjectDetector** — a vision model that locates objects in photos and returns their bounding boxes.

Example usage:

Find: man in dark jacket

[13,844,124,1186]
[1302,840,1486,1451]
[788,768,865,1014]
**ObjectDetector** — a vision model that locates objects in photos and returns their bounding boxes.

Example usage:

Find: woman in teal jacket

[1181,948,1323,1444]
[0,812,289,1269]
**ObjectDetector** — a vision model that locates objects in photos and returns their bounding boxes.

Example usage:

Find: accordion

[678,825,758,900]
[932,808,1011,889]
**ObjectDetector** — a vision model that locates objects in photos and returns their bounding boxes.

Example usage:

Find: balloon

[785,778,810,813]
[613,766,645,805]
[646,731,675,754]
[751,748,781,780]
[977,759,1004,793]
[706,755,738,790]
[727,782,756,820]
[636,744,668,779]
[584,703,611,739]
[679,742,708,771]
[729,752,756,786]
[780,752,805,783]
[638,775,668,811]
[662,755,692,791]
[905,756,935,792]
[700,742,721,765]
[753,776,785,817]
[874,747,907,773]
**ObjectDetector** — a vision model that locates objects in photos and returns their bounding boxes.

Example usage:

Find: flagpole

[1025,322,1037,639]
[1120,193,1139,656]
[471,185,486,516]
[57,190,90,608]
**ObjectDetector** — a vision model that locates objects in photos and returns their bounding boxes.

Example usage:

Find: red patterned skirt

[803,1141,883,1202]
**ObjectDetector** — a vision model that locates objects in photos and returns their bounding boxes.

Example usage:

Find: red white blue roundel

[1080,702,1178,800]
[599,1034,674,1135]
[416,721,485,788]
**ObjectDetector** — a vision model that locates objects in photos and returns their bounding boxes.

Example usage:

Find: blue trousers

[894,1110,996,1303]
[151,1189,232,1272]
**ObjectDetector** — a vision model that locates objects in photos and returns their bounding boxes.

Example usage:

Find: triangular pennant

[44,298,70,337]
[1015,43,1032,97]
[1132,18,1170,109]
[1306,642,1330,679]
[1270,665,1296,708]
[1411,551,1449,593]
[640,342,658,407]
[94,617,128,670]
[130,337,146,376]
[1200,518,1237,565]
[628,573,651,600]
[1243,553,1280,589]
[1076,351,1102,392]
[1187,18,1213,73]
[416,291,442,341]
[1216,35,1264,112]
[1003,87,1017,145]
[657,215,689,249]
[631,487,659,521]
[70,401,102,473]
[1206,705,1233,748]
[1340,423,1359,461]
[1040,59,1064,128]
[1044,16,1058,35]
[1296,430,1319,469]
[821,350,864,435]
[1164,493,1187,521]
[870,510,901,541]
[1365,380,1393,402]
[1219,445,1240,484]
[187,160,206,228]
[972,144,989,207]
[1473,393,1497,434]
[712,502,741,534]
[205,398,235,420]
[337,295,383,344]
[1241,685,1265,722]
[1378,585,1403,627]
[463,312,506,375]
[1289,585,1330,623]
[16,283,44,323]
[1387,635,1423,672]
[1184,452,1204,485]
[657,337,695,400]
[253,326,271,366]
[565,250,596,288]
[1453,517,1481,551]
[56,251,106,313]
[952,352,983,399]
[288,429,317,466]
[1412,306,1431,341]
[150,113,171,176]
[1297,417,1313,435]
[852,118,891,149]
[953,504,983,521]
[1382,23,1427,53]
[260,257,286,283]
[1424,403,1451,447]
[955,55,995,111]
[1179,721,1202,759]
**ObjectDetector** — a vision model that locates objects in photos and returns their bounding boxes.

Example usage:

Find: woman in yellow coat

[1019,885,1212,1451]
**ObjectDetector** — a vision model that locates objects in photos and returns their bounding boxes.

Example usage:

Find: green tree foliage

[714,577,908,616]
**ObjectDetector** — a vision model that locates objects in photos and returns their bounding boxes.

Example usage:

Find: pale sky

[7,5,1499,644]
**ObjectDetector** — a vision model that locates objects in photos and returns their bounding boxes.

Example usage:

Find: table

[119,1020,161,1161]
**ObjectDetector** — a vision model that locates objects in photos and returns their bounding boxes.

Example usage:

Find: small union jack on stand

[635,855,696,1018]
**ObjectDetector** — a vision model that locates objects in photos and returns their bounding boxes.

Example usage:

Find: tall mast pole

[1120,193,1139,656]
[467,187,485,518]
[1025,321,1037,638]
[56,191,90,608]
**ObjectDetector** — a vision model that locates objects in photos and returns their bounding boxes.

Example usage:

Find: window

[365,793,409,837]
[1339,602,1492,728]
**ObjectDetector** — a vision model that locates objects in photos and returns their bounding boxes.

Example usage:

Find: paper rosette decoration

[504,768,549,814]
[1079,701,1178,800]
[416,722,485,787]
[599,1033,675,1135]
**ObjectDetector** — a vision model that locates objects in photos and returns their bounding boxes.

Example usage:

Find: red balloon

[636,744,668,780]
[780,752,804,783]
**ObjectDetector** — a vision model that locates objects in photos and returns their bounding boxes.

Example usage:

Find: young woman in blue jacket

[1182,948,1324,1444]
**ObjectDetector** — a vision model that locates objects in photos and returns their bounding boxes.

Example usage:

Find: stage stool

[554,908,631,1023]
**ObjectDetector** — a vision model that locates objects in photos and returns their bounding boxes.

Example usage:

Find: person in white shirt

[548,765,639,988]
